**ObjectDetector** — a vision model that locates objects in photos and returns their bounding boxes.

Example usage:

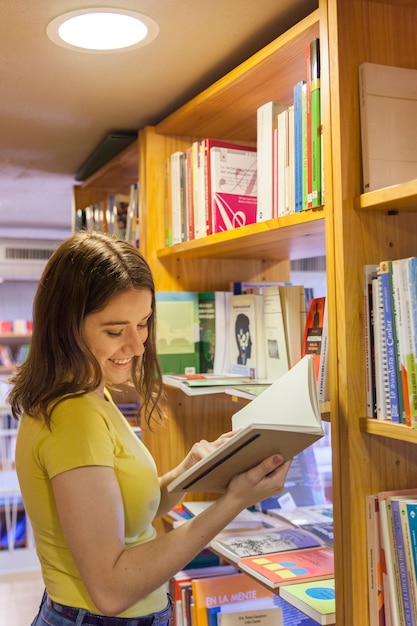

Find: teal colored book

[279,578,335,625]
[155,291,200,375]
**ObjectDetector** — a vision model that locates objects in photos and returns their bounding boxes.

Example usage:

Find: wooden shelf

[360,417,417,444]
[157,210,325,261]
[354,179,417,212]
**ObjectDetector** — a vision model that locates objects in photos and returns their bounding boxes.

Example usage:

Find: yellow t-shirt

[15,389,167,618]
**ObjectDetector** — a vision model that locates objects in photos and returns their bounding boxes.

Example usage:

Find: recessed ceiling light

[46,8,159,53]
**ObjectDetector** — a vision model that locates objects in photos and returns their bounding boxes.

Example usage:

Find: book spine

[256,102,276,222]
[372,275,389,420]
[403,258,417,428]
[399,501,417,623]
[391,499,417,625]
[366,495,386,626]
[380,261,401,423]
[364,265,378,418]
[392,260,412,426]
[378,499,404,626]
[309,38,322,208]
[186,147,195,240]
[305,43,312,209]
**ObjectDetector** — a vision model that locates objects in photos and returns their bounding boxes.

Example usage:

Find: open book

[167,355,324,493]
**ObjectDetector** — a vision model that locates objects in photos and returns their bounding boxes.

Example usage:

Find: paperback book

[167,355,324,493]
[279,578,335,625]
[238,547,334,590]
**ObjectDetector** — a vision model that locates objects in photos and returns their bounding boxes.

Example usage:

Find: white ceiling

[0,0,317,240]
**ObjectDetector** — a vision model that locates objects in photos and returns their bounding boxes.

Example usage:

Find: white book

[359,62,417,193]
[256,101,289,221]
[229,293,266,379]
[262,285,289,381]
[167,355,324,493]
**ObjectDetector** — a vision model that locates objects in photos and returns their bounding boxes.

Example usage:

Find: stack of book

[366,488,417,626]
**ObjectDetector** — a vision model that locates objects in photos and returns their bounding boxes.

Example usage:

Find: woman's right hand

[225,454,292,510]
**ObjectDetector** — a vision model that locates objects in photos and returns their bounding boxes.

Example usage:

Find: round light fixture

[47,8,159,52]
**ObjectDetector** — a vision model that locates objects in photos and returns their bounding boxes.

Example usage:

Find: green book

[155,291,200,375]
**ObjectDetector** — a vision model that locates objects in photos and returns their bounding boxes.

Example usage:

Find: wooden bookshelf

[72,1,417,624]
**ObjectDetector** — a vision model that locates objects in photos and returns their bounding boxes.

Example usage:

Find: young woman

[9,231,291,625]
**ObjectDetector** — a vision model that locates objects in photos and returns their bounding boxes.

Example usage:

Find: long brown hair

[8,231,165,428]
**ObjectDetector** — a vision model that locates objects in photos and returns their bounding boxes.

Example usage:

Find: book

[365,495,386,626]
[402,257,417,428]
[372,273,389,420]
[238,547,334,590]
[377,488,417,626]
[379,261,401,423]
[276,106,290,217]
[167,355,324,493]
[279,285,306,368]
[397,498,417,621]
[262,286,289,381]
[170,151,187,245]
[358,62,417,193]
[302,296,326,381]
[279,578,335,625]
[256,101,289,221]
[191,572,276,626]
[214,605,283,626]
[209,142,257,233]
[155,291,200,375]
[392,259,413,426]
[364,265,379,418]
[229,293,266,379]
[390,497,417,625]
[210,526,322,564]
[267,504,333,527]
[162,373,255,397]
[317,295,329,402]
[309,38,322,208]
[231,281,289,295]
[198,292,231,374]
[293,80,306,213]
[299,522,333,549]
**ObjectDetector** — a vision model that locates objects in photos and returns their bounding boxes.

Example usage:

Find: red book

[238,547,334,590]
[302,296,326,381]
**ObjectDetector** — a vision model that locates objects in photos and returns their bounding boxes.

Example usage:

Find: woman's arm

[52,454,290,617]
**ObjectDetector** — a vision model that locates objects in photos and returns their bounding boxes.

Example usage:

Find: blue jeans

[31,591,173,626]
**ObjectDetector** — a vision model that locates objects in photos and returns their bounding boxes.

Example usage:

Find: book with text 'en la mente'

[167,355,324,493]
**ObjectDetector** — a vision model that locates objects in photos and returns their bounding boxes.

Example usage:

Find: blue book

[379,261,401,422]
[390,497,416,625]
[293,80,305,213]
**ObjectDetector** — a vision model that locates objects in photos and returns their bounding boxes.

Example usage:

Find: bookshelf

[74,1,417,624]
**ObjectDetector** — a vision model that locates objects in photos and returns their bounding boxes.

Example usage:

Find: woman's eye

[107,330,123,337]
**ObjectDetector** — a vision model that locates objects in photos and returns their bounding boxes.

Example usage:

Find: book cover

[267,504,333,527]
[299,522,333,548]
[216,605,283,626]
[229,293,266,379]
[209,142,257,233]
[403,257,417,428]
[155,292,200,375]
[210,526,322,563]
[359,62,417,193]
[279,578,335,625]
[198,292,231,374]
[262,285,289,381]
[256,101,289,221]
[302,296,326,381]
[238,547,334,590]
[167,355,324,494]
[191,572,276,626]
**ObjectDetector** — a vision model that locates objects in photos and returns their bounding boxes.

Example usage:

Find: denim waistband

[46,594,172,626]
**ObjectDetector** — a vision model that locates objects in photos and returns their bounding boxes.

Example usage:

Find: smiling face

[82,287,153,395]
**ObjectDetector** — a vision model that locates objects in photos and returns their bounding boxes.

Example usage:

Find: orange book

[238,547,334,590]
[191,572,275,626]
